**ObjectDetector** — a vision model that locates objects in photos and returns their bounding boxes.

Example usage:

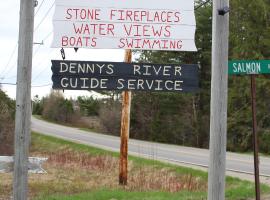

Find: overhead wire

[32,83,52,87]
[32,36,55,83]
[32,31,53,57]
[195,0,212,10]
[34,0,45,16]
[1,0,55,81]
[34,1,55,32]
[0,43,18,77]
[0,82,52,88]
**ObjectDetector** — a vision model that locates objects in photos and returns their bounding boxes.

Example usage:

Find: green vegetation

[17,133,268,200]
[1,132,269,199]
[0,89,15,155]
[31,1,270,155]
[35,190,206,200]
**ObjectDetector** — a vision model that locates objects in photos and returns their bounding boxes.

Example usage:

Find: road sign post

[228,59,270,200]
[250,75,261,200]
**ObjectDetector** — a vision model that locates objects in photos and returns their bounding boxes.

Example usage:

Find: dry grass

[22,149,206,198]
[1,133,269,200]
[0,148,207,199]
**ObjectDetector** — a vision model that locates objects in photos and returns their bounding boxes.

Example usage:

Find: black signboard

[51,60,199,92]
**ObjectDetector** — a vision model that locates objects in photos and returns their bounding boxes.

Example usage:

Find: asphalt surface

[31,117,270,184]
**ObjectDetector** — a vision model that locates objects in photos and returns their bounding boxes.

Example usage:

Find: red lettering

[91,37,97,47]
[73,9,79,19]
[142,39,151,49]
[141,11,147,22]
[66,9,72,20]
[126,10,133,21]
[174,12,181,23]
[62,36,68,46]
[167,11,173,23]
[80,9,86,19]
[142,25,151,37]
[107,24,115,36]
[123,24,132,36]
[164,26,171,37]
[161,11,167,22]
[110,10,116,20]
[152,26,162,37]
[118,38,125,48]
[153,12,160,22]
[134,25,141,37]
[76,36,82,46]
[73,23,83,34]
[119,10,125,21]
[133,10,140,22]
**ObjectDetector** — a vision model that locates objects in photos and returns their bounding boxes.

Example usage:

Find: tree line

[1,0,270,155]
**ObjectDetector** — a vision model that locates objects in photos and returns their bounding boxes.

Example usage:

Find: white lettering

[60,62,69,73]
[117,79,125,89]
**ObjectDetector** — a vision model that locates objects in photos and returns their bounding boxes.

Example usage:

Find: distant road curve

[31,117,270,184]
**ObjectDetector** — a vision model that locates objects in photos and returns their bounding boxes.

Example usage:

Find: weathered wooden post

[208,0,229,199]
[13,0,35,199]
[119,49,132,185]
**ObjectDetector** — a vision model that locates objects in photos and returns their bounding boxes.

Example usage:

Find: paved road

[31,117,270,184]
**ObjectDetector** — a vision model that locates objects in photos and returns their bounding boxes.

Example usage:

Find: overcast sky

[0,0,125,99]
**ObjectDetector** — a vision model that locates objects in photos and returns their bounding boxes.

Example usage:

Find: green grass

[28,132,270,200]
[35,189,206,200]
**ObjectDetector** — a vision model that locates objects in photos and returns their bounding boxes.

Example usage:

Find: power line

[0,43,18,76]
[195,0,211,10]
[2,30,52,80]
[32,83,52,87]
[34,0,45,16]
[0,82,52,88]
[0,82,16,86]
[32,31,53,58]
[32,48,57,82]
[32,66,50,82]
[34,1,55,32]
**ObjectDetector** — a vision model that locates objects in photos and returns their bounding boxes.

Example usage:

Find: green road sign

[229,60,270,75]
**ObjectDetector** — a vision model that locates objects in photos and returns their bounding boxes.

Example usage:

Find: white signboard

[52,0,197,51]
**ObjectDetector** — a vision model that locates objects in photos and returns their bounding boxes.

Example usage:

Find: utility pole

[207,0,229,200]
[13,0,35,199]
[119,49,132,185]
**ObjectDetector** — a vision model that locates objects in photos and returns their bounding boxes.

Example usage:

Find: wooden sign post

[119,50,132,185]
[51,0,198,189]
[250,75,260,200]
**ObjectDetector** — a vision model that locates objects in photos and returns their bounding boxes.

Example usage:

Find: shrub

[42,92,75,123]
[0,90,15,155]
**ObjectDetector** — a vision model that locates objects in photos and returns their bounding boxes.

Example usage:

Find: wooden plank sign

[51,60,199,92]
[51,0,197,51]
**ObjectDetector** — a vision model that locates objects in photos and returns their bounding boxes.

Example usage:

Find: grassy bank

[0,132,269,200]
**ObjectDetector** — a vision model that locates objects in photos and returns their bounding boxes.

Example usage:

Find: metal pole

[119,49,132,185]
[207,0,229,199]
[251,74,261,200]
[13,0,35,199]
